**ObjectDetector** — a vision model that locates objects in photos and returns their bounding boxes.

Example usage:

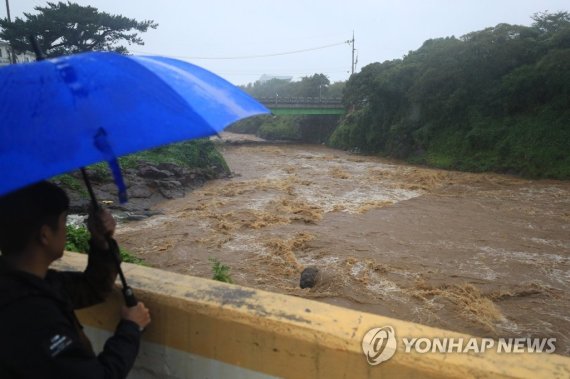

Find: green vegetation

[52,174,87,196]
[117,139,229,175]
[232,114,342,143]
[65,224,91,253]
[209,257,233,283]
[0,1,157,57]
[231,75,345,142]
[330,12,570,179]
[118,249,145,265]
[55,139,229,193]
[240,73,345,99]
[65,224,144,265]
[228,115,270,135]
[258,117,302,140]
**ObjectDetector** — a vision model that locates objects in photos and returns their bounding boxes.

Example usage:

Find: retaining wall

[55,253,570,378]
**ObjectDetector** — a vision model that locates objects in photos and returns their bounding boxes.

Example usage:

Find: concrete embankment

[55,253,570,378]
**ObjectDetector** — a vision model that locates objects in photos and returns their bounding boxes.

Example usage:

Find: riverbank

[55,139,230,219]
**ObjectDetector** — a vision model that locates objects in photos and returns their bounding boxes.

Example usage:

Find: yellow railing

[55,252,570,378]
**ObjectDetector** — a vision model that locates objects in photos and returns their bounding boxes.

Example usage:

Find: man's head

[0,181,70,258]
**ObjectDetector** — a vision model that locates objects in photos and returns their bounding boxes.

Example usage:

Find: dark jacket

[0,240,141,379]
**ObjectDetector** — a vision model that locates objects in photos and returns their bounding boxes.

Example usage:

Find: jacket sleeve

[49,238,121,309]
[1,297,141,379]
[52,319,142,379]
[0,297,141,379]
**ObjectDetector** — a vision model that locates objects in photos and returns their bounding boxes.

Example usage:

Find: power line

[131,40,351,60]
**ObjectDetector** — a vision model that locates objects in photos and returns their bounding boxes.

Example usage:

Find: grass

[52,174,88,197]
[65,225,144,265]
[54,139,230,194]
[209,257,233,283]
[117,139,229,174]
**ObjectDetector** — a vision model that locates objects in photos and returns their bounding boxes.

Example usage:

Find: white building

[0,40,36,66]
[258,74,293,83]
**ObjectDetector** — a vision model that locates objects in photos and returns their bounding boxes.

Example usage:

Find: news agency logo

[361,326,397,365]
[362,326,557,366]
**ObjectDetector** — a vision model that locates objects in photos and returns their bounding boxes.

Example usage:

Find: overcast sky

[5,1,569,85]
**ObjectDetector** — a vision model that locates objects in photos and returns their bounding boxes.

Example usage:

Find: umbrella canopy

[0,52,269,197]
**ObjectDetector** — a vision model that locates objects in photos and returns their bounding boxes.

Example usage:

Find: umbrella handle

[80,168,139,308]
[81,168,99,210]
[123,286,138,307]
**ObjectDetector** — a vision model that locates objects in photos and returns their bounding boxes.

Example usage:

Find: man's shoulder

[0,290,64,322]
[0,268,68,310]
[0,271,41,309]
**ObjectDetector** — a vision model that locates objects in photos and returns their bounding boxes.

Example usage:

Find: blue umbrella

[0,51,269,198]
[0,49,269,305]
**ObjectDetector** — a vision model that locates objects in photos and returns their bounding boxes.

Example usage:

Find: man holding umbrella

[0,181,151,378]
[0,45,269,378]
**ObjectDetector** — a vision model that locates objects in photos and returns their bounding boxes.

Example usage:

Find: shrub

[65,225,144,264]
[258,117,301,140]
[65,224,91,253]
[209,257,233,283]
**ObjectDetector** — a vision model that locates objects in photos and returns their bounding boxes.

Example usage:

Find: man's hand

[87,208,116,251]
[121,302,151,331]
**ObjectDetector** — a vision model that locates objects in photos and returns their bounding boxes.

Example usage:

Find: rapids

[117,133,570,355]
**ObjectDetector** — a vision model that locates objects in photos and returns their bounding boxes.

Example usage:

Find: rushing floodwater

[117,133,570,355]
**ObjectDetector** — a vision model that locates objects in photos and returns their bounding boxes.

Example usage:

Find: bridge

[257,96,345,115]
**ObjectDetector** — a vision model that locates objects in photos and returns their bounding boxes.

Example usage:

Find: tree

[294,73,330,98]
[531,11,570,34]
[329,12,570,178]
[0,1,157,57]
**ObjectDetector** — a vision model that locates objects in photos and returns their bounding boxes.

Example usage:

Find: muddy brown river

[117,133,570,355]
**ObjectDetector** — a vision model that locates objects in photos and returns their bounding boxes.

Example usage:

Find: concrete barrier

[55,252,570,378]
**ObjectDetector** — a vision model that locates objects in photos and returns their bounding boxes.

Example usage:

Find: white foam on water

[263,171,287,181]
[365,277,405,302]
[67,214,86,227]
[458,260,499,281]
[294,184,421,214]
[297,256,340,266]
[496,318,520,333]
[350,262,365,276]
[224,234,267,256]
[366,279,401,295]
[247,197,275,211]
[478,246,569,265]
[527,237,570,250]
[117,215,174,233]
[543,268,570,285]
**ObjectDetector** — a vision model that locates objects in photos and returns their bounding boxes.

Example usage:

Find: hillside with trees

[231,74,345,143]
[330,12,570,179]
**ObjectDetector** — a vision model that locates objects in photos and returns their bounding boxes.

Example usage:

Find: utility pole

[4,0,17,64]
[351,31,355,75]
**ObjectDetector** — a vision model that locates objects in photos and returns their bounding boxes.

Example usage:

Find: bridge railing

[257,96,343,105]
[55,253,570,379]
